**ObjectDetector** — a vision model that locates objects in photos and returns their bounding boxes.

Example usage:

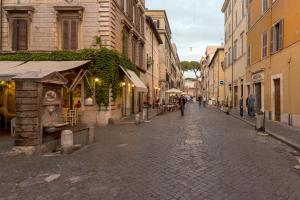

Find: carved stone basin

[44,122,69,134]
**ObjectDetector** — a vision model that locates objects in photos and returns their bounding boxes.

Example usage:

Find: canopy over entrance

[0,61,90,81]
[119,65,147,92]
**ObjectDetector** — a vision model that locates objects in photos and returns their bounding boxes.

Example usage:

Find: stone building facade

[0,0,147,124]
[143,15,162,105]
[145,10,182,103]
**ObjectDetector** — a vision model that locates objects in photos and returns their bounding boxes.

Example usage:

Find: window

[235,11,238,27]
[247,46,251,66]
[262,0,269,13]
[242,0,245,17]
[233,40,237,61]
[54,6,83,50]
[138,43,144,69]
[271,20,283,53]
[132,37,138,64]
[228,47,232,65]
[12,19,28,51]
[4,7,33,51]
[122,27,130,56]
[240,32,244,55]
[262,31,268,58]
[155,20,160,29]
[248,9,252,30]
[61,18,78,50]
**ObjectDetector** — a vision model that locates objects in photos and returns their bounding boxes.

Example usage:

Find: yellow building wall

[247,0,300,127]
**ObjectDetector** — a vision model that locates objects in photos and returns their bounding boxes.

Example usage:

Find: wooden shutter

[270,27,274,53]
[18,20,28,50]
[12,20,18,51]
[12,19,28,51]
[70,20,78,50]
[62,20,70,50]
[278,20,283,50]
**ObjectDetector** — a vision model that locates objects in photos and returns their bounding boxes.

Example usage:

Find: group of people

[197,96,207,108]
[239,94,256,117]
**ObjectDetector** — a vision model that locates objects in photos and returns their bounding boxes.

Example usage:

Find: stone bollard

[61,130,74,154]
[88,126,96,144]
[135,114,140,124]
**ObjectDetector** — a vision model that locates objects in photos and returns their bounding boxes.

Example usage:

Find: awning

[120,65,147,92]
[0,61,25,81]
[0,60,90,81]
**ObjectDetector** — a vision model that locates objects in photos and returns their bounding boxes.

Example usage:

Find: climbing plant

[0,48,139,108]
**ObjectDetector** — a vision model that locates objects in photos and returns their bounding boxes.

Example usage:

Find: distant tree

[181,61,202,97]
[181,61,201,80]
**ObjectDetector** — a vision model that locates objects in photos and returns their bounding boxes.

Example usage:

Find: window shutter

[63,20,69,50]
[12,20,18,51]
[18,20,28,50]
[270,27,274,53]
[278,20,283,50]
[70,20,78,50]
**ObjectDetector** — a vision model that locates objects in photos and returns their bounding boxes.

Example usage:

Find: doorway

[274,79,281,121]
[254,83,262,112]
[234,86,238,108]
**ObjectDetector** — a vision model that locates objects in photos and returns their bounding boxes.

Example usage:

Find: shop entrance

[274,79,281,121]
[254,83,262,112]
[0,81,15,139]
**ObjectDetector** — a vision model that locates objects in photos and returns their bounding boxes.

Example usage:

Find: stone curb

[229,111,300,152]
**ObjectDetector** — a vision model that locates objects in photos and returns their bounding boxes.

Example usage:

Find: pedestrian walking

[179,95,186,116]
[248,94,255,117]
[239,96,244,117]
[203,96,206,108]
[246,95,250,116]
[198,95,202,107]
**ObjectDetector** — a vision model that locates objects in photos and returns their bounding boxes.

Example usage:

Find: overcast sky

[146,0,224,64]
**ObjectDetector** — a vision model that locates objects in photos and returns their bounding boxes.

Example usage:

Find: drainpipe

[0,0,3,51]
[151,31,154,106]
[231,0,234,108]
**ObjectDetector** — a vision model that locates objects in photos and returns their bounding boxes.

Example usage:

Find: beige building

[0,0,147,124]
[221,0,248,108]
[201,46,220,100]
[146,10,182,103]
[183,78,200,98]
[207,47,225,104]
[143,15,163,105]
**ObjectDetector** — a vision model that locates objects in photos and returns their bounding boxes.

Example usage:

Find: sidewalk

[229,108,300,151]
[118,108,160,124]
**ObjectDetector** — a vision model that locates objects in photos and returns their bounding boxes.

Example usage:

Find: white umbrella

[165,88,183,94]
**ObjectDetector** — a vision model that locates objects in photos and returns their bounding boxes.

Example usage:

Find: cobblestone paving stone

[0,104,300,200]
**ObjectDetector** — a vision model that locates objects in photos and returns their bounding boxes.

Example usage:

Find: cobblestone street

[0,104,300,200]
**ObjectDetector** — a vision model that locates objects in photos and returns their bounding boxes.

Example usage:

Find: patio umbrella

[165,88,183,94]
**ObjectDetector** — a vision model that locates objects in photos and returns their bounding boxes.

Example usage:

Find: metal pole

[0,0,3,51]
[231,0,234,109]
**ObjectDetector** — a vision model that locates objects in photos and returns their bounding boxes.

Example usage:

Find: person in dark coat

[179,95,186,116]
[198,95,203,107]
[246,96,250,116]
[239,96,244,117]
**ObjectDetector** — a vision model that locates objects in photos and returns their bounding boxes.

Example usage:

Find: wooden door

[274,79,281,121]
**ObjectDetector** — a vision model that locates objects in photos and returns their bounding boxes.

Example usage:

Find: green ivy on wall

[0,48,139,108]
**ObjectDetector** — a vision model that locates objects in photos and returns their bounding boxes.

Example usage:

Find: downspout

[0,0,3,51]
[231,0,234,108]
[151,31,154,106]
